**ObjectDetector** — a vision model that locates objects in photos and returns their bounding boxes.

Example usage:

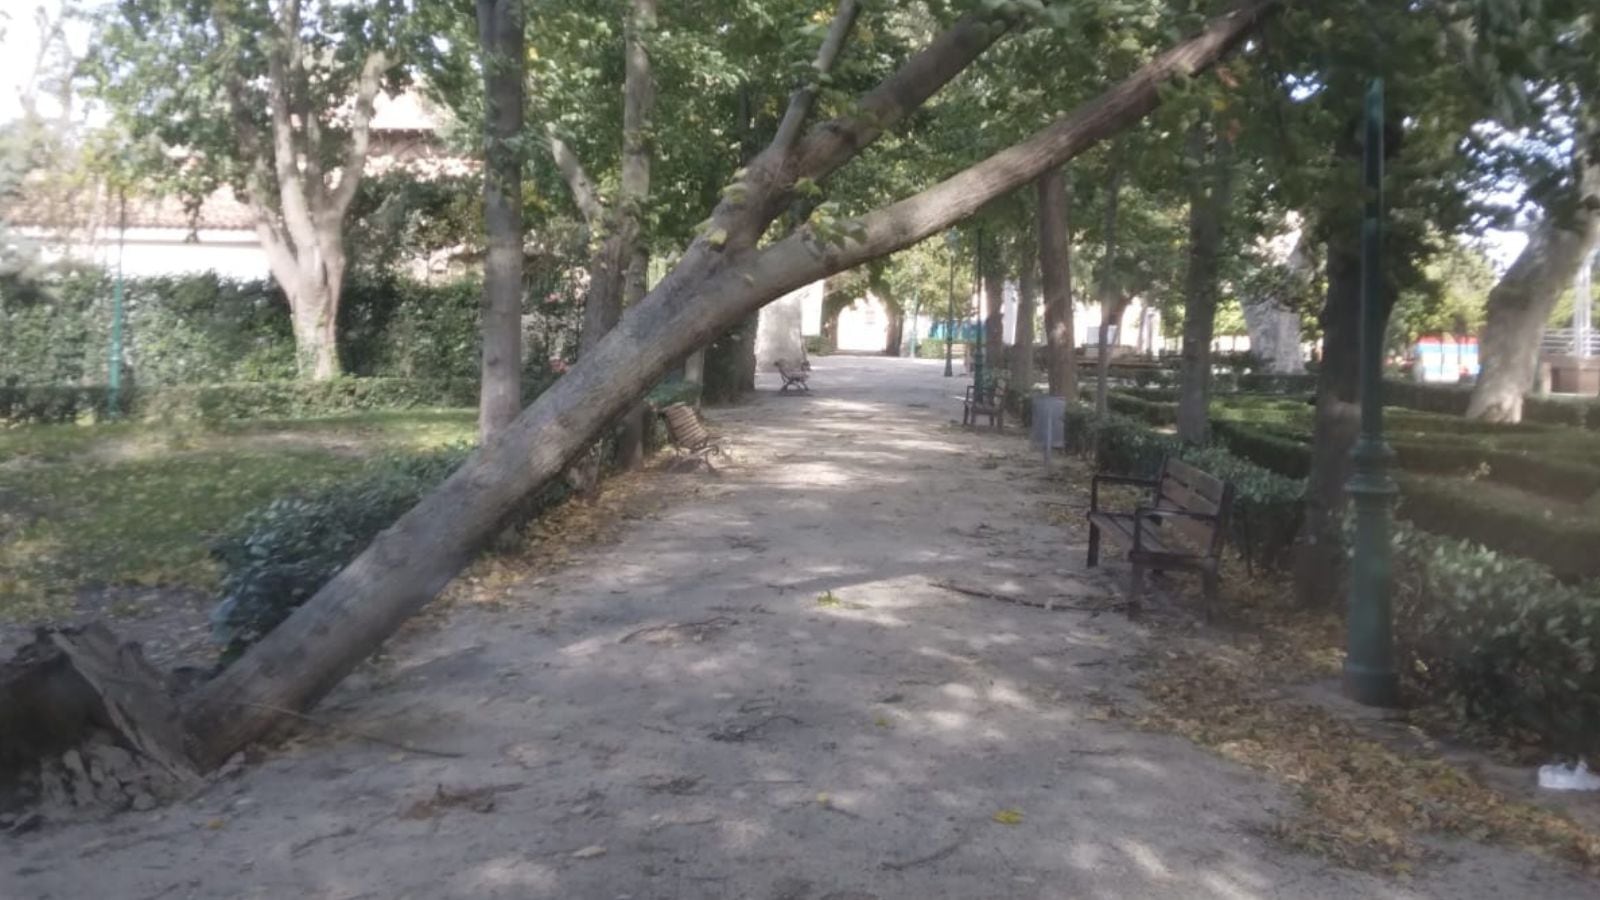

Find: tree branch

[328,49,392,218]
[266,0,320,258]
[770,0,862,152]
[547,127,604,229]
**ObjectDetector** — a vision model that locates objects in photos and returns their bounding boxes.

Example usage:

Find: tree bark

[477,0,526,441]
[1038,168,1076,399]
[580,0,657,356]
[1095,155,1124,419]
[1293,236,1364,606]
[1011,231,1038,394]
[180,3,1277,769]
[286,275,343,381]
[1240,230,1309,375]
[982,241,1006,384]
[884,300,905,356]
[1176,125,1235,445]
[1467,140,1600,421]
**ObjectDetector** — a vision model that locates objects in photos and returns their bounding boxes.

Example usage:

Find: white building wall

[25,227,271,279]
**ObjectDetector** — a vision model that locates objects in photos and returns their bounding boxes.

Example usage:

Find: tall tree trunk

[1038,167,1075,399]
[580,0,657,355]
[177,4,1276,768]
[476,0,525,441]
[982,243,1006,385]
[1176,125,1234,445]
[287,273,343,380]
[884,301,905,355]
[1293,236,1364,606]
[1011,231,1038,394]
[1468,140,1600,421]
[1094,155,1124,419]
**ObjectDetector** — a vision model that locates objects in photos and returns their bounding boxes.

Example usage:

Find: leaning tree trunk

[1467,162,1600,421]
[1293,236,1365,607]
[1038,167,1075,399]
[476,0,526,441]
[1010,235,1038,394]
[1176,126,1235,445]
[178,3,1276,769]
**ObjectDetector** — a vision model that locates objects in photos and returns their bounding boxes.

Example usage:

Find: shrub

[1392,439,1600,500]
[209,447,477,659]
[1524,394,1600,430]
[1383,380,1473,416]
[1211,419,1312,479]
[0,383,125,425]
[914,338,950,360]
[1235,372,1316,394]
[1106,390,1178,426]
[1179,444,1305,571]
[1391,523,1600,755]
[132,378,480,422]
[1396,474,1600,581]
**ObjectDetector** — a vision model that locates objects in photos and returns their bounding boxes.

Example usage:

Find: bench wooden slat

[1157,476,1220,517]
[1165,458,1226,504]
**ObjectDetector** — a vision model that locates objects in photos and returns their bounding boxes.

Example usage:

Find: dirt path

[6,356,1590,900]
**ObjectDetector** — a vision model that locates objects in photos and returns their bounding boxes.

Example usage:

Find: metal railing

[1542,328,1600,357]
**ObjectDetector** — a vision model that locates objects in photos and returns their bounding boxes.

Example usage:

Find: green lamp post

[1343,78,1399,708]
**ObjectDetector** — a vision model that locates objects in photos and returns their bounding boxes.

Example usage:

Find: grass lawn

[0,409,477,620]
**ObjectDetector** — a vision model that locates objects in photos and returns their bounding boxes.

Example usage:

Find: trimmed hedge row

[1395,474,1600,581]
[1392,523,1600,755]
[1383,379,1600,430]
[0,384,127,425]
[0,375,572,426]
[1392,439,1600,501]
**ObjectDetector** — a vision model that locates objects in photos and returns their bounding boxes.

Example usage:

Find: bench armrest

[1090,473,1155,512]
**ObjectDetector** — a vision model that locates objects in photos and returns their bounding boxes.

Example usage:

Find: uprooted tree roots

[1,625,199,827]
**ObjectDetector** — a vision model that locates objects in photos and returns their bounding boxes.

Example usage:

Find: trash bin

[1030,395,1068,461]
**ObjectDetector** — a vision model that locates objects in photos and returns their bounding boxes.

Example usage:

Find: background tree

[90,0,408,380]
[476,0,526,439]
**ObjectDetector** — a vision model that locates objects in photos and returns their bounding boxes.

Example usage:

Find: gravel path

[6,355,1590,900]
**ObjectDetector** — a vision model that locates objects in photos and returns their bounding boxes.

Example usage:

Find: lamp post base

[1342,661,1399,708]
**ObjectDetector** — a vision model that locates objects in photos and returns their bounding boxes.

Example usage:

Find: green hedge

[0,384,126,425]
[1396,474,1600,581]
[132,377,487,422]
[1382,380,1473,416]
[1105,390,1178,426]
[1211,419,1312,479]
[1392,439,1600,500]
[1392,523,1600,755]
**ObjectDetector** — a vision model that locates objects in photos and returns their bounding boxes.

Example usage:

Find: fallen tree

[178,0,1280,770]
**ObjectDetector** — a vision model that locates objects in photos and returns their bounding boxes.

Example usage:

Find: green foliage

[1105,390,1177,427]
[130,378,488,423]
[209,447,480,660]
[1179,444,1305,572]
[0,384,123,426]
[0,269,583,391]
[1391,523,1600,756]
[1211,418,1311,479]
[1397,474,1600,582]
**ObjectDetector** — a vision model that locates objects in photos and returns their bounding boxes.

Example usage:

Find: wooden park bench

[776,359,811,393]
[660,402,723,470]
[962,381,1005,430]
[1085,456,1234,615]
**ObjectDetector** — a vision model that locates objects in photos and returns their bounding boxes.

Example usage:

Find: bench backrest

[1153,457,1232,553]
[776,360,806,379]
[662,403,711,450]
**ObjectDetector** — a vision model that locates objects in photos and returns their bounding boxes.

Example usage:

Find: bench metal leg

[1086,522,1100,567]
[1202,569,1219,621]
